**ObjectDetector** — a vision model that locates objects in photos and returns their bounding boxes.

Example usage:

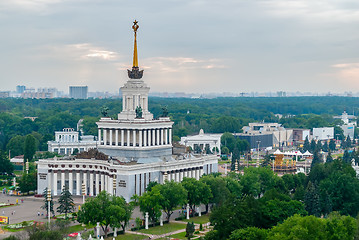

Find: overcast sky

[1,0,359,94]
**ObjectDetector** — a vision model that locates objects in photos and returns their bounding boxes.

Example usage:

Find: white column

[175,171,179,182]
[61,171,65,190]
[98,129,102,144]
[188,169,192,178]
[69,171,73,195]
[144,130,147,146]
[184,170,188,178]
[95,172,100,195]
[196,169,200,180]
[103,129,107,146]
[167,172,171,181]
[165,128,168,145]
[139,130,142,147]
[53,172,58,196]
[133,130,136,147]
[156,129,160,145]
[109,129,113,146]
[115,129,118,146]
[90,172,94,196]
[192,169,196,179]
[83,171,87,195]
[160,129,164,145]
[101,174,105,193]
[152,129,155,146]
[199,168,204,178]
[76,172,80,195]
[121,130,124,146]
[172,171,176,181]
[179,171,183,181]
[108,175,113,195]
[169,128,172,144]
[127,130,130,146]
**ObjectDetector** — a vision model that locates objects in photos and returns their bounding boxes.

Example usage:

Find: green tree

[229,227,268,240]
[326,150,333,163]
[6,135,25,158]
[305,181,321,217]
[18,172,37,193]
[221,146,229,155]
[267,214,356,240]
[24,134,36,162]
[182,178,212,215]
[322,141,329,152]
[311,150,322,169]
[310,139,317,153]
[329,139,336,151]
[231,148,240,170]
[185,222,195,239]
[343,149,351,164]
[41,187,55,217]
[77,191,133,237]
[200,175,230,206]
[210,196,261,240]
[0,150,14,174]
[139,187,163,226]
[221,132,236,153]
[57,186,75,219]
[303,136,310,152]
[156,181,187,222]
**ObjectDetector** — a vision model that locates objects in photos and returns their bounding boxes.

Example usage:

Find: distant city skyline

[1,1,359,93]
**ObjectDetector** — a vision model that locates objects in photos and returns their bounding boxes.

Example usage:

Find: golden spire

[128,20,143,79]
[132,20,139,68]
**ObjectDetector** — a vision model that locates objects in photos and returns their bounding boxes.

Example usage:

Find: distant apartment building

[69,86,88,99]
[16,85,26,94]
[21,88,57,99]
[0,91,10,98]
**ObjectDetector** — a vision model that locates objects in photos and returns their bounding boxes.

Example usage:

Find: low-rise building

[312,127,334,140]
[180,129,221,154]
[242,122,293,147]
[47,128,97,155]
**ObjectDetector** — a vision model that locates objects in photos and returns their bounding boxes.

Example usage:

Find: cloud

[142,57,227,73]
[259,0,359,22]
[0,0,64,12]
[332,62,359,84]
[43,43,120,62]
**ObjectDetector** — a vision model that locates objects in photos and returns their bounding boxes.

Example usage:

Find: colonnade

[98,128,172,147]
[48,170,116,196]
[163,167,204,183]
[123,95,148,112]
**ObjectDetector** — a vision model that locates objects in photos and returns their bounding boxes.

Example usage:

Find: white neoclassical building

[37,21,218,202]
[180,129,222,155]
[47,128,97,155]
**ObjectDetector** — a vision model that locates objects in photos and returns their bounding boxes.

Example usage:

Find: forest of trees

[0,96,358,157]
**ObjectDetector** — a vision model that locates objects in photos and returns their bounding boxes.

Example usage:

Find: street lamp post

[47,188,51,225]
[82,183,86,204]
[256,141,261,167]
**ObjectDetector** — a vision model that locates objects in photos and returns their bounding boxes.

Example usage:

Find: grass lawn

[168,231,200,240]
[67,223,95,233]
[183,214,210,224]
[105,233,148,240]
[136,222,186,235]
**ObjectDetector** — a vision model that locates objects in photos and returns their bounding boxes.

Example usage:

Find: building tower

[97,20,173,162]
